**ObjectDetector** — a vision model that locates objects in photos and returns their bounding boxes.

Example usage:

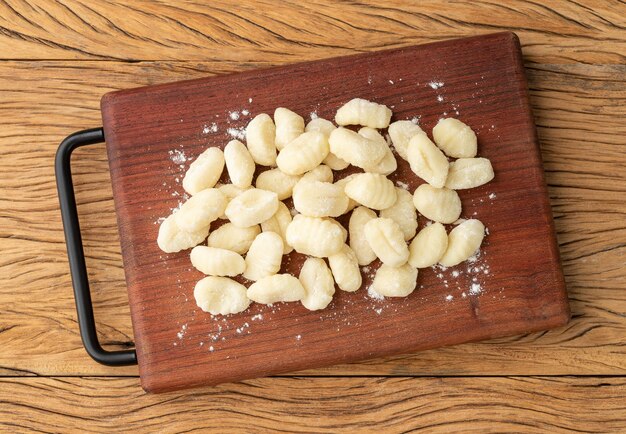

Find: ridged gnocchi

[190,246,246,277]
[194,276,250,315]
[364,218,410,267]
[328,127,387,169]
[413,184,462,224]
[432,118,477,158]
[274,107,305,150]
[207,222,260,255]
[286,214,345,257]
[157,214,209,253]
[224,139,255,188]
[255,168,301,200]
[306,118,349,170]
[344,173,397,210]
[335,98,392,128]
[292,180,349,218]
[388,120,425,160]
[358,127,397,175]
[299,257,335,311]
[334,174,358,214]
[380,188,418,240]
[445,158,494,190]
[439,219,485,267]
[328,245,362,292]
[247,274,305,304]
[243,232,283,281]
[408,222,448,268]
[225,188,279,228]
[182,147,225,195]
[371,264,418,297]
[175,188,227,232]
[276,131,329,175]
[406,133,449,188]
[260,201,293,254]
[349,206,378,266]
[246,113,277,166]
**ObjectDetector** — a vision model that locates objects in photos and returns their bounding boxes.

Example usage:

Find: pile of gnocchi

[157,98,494,315]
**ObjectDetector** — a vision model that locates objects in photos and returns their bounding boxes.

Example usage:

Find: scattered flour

[428,81,444,89]
[367,286,384,301]
[176,324,187,340]
[295,334,302,341]
[411,116,421,125]
[470,283,482,295]
[202,123,218,134]
[437,95,444,102]
[169,149,187,165]
[489,193,497,200]
[251,314,263,321]
[227,127,246,140]
[310,111,318,120]
[229,111,240,120]
[445,295,453,301]
[395,180,409,190]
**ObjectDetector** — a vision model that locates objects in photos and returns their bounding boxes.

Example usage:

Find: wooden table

[1,1,624,432]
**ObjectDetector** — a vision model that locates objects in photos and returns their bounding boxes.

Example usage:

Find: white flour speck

[251,314,263,321]
[388,79,394,84]
[395,180,409,190]
[176,324,187,340]
[295,334,301,341]
[437,95,444,102]
[368,286,384,300]
[209,345,214,352]
[452,270,460,278]
[470,283,482,295]
[202,123,218,134]
[229,111,240,120]
[429,81,444,89]
[242,109,250,116]
[489,193,497,200]
[227,127,246,140]
[169,149,187,165]
[411,116,421,125]
[248,97,253,103]
[373,307,383,315]
[310,111,318,120]
[445,295,453,301]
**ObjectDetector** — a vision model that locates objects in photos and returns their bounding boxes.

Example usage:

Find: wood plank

[0,1,624,64]
[0,376,625,432]
[0,60,624,376]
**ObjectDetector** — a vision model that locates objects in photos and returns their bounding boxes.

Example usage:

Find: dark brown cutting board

[101,32,569,393]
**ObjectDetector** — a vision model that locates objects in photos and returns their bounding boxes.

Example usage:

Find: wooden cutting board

[101,32,569,393]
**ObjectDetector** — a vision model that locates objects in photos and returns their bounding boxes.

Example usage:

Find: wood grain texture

[1,376,626,433]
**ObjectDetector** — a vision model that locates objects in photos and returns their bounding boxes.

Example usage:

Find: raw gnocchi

[247,274,305,304]
[334,174,358,214]
[224,139,255,188]
[413,184,462,224]
[157,214,209,253]
[246,113,277,166]
[306,118,349,170]
[194,276,250,315]
[286,214,345,257]
[292,180,349,218]
[190,246,245,277]
[406,133,449,188]
[207,222,260,254]
[444,157,494,190]
[328,245,362,292]
[335,98,392,128]
[432,118,477,158]
[349,206,378,266]
[344,173,397,210]
[371,263,418,297]
[299,257,335,311]
[260,201,293,254]
[225,188,279,228]
[380,187,418,240]
[243,231,283,281]
[328,127,387,169]
[182,147,225,195]
[439,219,485,266]
[388,120,425,160]
[276,131,329,175]
[174,188,227,232]
[274,107,305,150]
[364,218,410,267]
[255,168,301,200]
[408,222,448,268]
[358,127,397,175]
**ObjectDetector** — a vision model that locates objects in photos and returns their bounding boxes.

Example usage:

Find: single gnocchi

[328,127,387,169]
[358,127,397,175]
[194,276,250,315]
[406,133,449,188]
[292,180,349,218]
[344,173,397,210]
[328,245,362,292]
[444,157,494,190]
[349,206,378,266]
[276,131,329,175]
[408,222,448,268]
[286,214,345,257]
[182,147,225,195]
[246,113,277,166]
[224,140,255,188]
[207,222,260,254]
[247,274,305,304]
[274,107,305,150]
[243,232,283,281]
[439,219,485,266]
[225,188,279,228]
[380,187,418,240]
[413,184,462,224]
[335,98,392,128]
[334,174,358,214]
[255,168,301,200]
[174,188,227,232]
[260,201,293,254]
[157,214,209,253]
[190,246,245,277]
[364,218,410,267]
[299,258,335,311]
[388,120,425,160]
[432,118,477,158]
[306,118,349,170]
[371,263,418,297]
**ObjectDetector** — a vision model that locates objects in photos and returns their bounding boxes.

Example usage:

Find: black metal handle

[55,128,137,366]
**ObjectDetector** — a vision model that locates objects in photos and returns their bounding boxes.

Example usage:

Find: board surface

[101,32,569,393]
